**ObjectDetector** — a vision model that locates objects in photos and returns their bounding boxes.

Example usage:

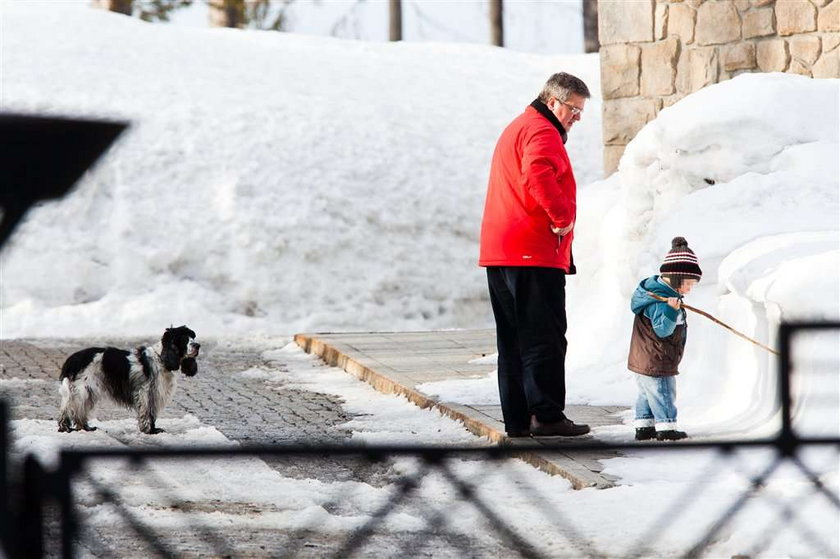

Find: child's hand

[667,297,681,310]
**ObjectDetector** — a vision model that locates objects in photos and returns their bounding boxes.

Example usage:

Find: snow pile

[0,2,600,338]
[612,72,838,297]
[566,73,839,434]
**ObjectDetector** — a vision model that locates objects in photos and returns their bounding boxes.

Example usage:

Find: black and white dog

[58,326,200,434]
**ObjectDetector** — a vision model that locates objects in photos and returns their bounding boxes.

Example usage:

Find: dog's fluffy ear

[162,347,181,371]
[180,357,198,377]
[161,329,180,370]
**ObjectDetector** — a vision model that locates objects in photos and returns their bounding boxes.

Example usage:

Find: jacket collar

[529,98,568,144]
[655,276,681,297]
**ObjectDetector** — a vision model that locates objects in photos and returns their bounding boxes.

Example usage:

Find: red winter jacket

[478,103,577,272]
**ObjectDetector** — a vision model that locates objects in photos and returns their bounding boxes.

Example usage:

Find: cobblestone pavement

[0,337,401,484]
[0,337,511,558]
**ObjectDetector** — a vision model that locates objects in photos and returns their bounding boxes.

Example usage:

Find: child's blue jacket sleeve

[630,276,684,339]
[644,303,680,338]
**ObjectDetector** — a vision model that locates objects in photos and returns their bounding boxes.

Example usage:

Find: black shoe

[656,429,688,441]
[635,427,656,441]
[530,416,590,437]
[505,429,531,438]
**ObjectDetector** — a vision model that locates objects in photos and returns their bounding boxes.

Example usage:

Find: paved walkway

[295,329,624,489]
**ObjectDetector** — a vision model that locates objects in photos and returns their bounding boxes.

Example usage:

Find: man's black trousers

[486,266,568,432]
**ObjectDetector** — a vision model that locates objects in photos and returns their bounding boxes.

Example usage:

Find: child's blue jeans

[634,375,678,431]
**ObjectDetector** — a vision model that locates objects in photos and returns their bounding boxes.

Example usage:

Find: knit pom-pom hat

[660,237,702,280]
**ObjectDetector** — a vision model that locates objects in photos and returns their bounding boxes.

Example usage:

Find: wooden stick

[646,291,780,356]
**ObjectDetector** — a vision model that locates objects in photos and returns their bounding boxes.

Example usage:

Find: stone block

[656,3,670,39]
[603,145,626,177]
[676,46,720,93]
[602,98,659,145]
[723,42,757,70]
[662,93,685,107]
[812,0,831,7]
[818,1,840,31]
[675,48,691,93]
[750,0,775,5]
[729,68,752,78]
[789,35,822,64]
[812,48,840,76]
[788,58,813,75]
[743,8,776,38]
[641,37,680,95]
[757,38,790,71]
[601,44,642,99]
[824,33,840,52]
[669,3,697,43]
[735,0,751,11]
[776,0,817,35]
[599,0,655,44]
[696,1,742,44]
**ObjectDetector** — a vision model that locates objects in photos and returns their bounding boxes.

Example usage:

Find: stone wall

[598,0,840,175]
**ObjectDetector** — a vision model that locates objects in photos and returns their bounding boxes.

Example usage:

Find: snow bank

[566,73,839,435]
[0,1,601,338]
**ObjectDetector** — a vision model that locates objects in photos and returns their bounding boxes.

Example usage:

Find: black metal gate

[2,321,838,558]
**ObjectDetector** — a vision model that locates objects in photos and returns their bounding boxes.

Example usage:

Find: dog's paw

[181,357,198,377]
[80,424,98,432]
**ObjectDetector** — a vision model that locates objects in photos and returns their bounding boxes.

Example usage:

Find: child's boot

[635,427,656,441]
[656,429,688,441]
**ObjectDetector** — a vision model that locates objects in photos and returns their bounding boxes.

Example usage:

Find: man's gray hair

[538,72,591,103]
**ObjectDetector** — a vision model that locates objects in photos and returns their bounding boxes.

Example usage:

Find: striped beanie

[660,237,702,280]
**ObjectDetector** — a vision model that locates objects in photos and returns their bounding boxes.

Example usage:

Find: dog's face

[161,325,200,373]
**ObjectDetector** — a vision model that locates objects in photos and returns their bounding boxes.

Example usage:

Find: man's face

[549,93,586,131]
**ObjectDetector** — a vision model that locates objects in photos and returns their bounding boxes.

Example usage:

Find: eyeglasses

[555,99,583,115]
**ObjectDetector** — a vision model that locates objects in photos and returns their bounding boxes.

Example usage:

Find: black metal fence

[1,321,838,558]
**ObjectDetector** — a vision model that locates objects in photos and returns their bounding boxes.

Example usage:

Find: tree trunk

[91,0,132,15]
[209,0,245,28]
[489,0,503,47]
[389,0,402,41]
[583,0,599,53]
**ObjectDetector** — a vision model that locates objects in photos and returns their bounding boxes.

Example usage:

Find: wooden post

[489,0,503,47]
[209,0,246,28]
[583,0,599,53]
[389,0,402,41]
[91,0,132,15]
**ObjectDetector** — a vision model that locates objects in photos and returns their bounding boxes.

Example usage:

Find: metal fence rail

[1,321,838,558]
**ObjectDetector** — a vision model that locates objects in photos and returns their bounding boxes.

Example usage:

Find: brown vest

[627,312,686,376]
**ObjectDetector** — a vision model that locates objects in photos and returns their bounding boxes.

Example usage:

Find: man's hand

[667,297,681,310]
[550,220,574,237]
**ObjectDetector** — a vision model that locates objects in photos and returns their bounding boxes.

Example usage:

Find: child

[628,237,702,441]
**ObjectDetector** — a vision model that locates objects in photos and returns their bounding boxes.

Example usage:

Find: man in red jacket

[479,72,591,438]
